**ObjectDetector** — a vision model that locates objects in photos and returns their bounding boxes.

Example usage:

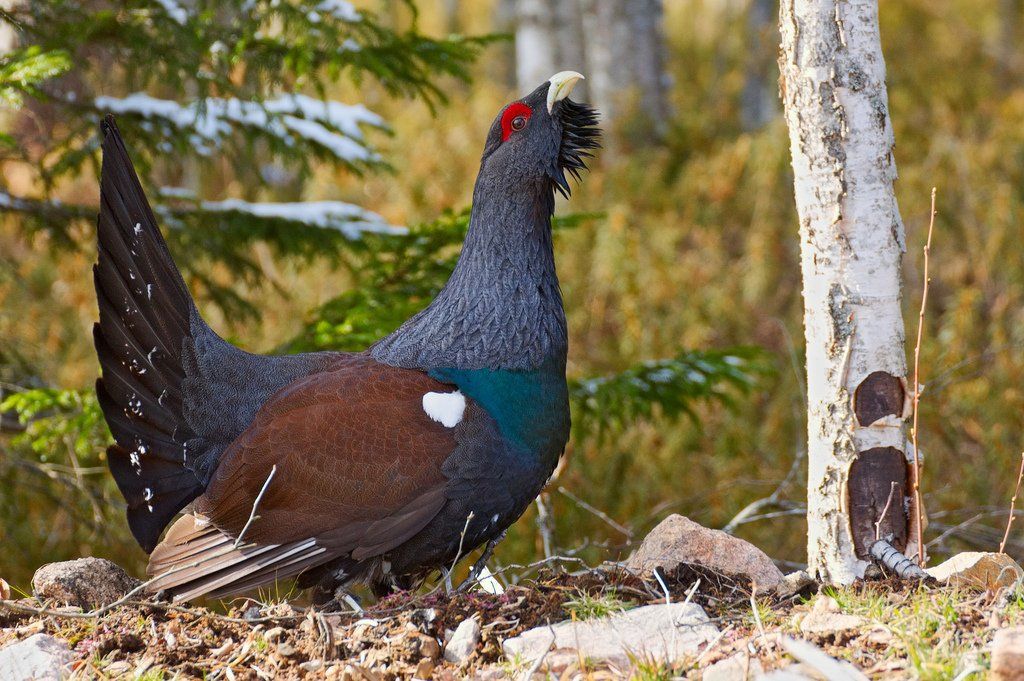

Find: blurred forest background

[2,0,1024,592]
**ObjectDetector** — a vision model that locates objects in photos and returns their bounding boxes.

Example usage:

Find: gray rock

[443,616,481,664]
[926,552,1024,591]
[991,626,1024,681]
[502,602,718,670]
[702,652,764,680]
[626,515,784,590]
[0,634,74,680]
[32,558,139,609]
[776,570,816,597]
[797,596,865,636]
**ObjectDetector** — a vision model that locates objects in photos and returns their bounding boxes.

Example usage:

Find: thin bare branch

[1000,452,1024,554]
[910,187,937,565]
[234,465,277,549]
[557,485,632,539]
[875,481,899,542]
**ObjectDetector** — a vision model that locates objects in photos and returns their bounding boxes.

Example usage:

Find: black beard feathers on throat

[551,99,601,199]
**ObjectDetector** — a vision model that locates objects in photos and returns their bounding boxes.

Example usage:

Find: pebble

[443,616,481,664]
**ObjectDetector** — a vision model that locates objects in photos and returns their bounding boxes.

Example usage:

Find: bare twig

[750,591,767,641]
[875,481,899,541]
[448,511,475,588]
[557,486,632,539]
[234,465,277,549]
[1000,452,1024,554]
[681,579,701,608]
[910,187,937,566]
[535,493,554,558]
[723,440,805,535]
[696,624,734,665]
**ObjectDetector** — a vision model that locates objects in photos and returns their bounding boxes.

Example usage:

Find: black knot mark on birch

[849,447,908,559]
[854,371,904,426]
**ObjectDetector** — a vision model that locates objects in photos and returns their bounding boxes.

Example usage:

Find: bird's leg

[312,586,363,614]
[457,530,507,593]
[340,592,364,613]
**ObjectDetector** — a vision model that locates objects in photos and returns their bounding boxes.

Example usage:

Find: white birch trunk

[579,0,670,138]
[779,0,916,584]
[741,0,778,130]
[515,0,558,91]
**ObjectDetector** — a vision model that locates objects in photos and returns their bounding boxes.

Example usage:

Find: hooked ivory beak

[547,71,585,113]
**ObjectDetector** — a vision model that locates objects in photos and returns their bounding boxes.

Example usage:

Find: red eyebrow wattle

[500,102,532,141]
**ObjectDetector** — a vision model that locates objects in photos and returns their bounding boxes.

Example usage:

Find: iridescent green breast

[429,357,569,462]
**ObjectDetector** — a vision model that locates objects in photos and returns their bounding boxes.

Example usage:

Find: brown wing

[146,354,460,599]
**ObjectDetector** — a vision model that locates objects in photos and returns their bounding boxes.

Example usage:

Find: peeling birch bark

[778,0,914,584]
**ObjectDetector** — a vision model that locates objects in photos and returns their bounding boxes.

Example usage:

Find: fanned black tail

[94,116,206,552]
[95,117,342,554]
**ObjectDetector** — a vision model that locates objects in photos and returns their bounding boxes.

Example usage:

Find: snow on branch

[92,93,385,164]
[2,188,403,241]
[190,199,405,239]
[314,0,361,22]
[153,0,188,25]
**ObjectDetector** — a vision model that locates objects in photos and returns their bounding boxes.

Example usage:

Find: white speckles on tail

[422,390,466,428]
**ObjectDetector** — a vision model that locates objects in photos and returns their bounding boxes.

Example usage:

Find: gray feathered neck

[371,176,566,372]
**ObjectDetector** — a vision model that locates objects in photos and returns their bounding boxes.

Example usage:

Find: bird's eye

[511,116,527,132]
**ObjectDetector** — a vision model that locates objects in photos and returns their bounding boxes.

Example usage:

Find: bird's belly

[386,444,555,577]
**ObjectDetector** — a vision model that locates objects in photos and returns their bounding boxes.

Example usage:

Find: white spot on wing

[422,390,466,428]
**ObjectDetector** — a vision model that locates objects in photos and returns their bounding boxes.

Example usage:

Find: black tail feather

[95,116,204,553]
[95,116,343,554]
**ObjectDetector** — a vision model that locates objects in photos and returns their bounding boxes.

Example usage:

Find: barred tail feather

[147,515,329,602]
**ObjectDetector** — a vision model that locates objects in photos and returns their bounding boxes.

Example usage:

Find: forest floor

[0,562,1015,680]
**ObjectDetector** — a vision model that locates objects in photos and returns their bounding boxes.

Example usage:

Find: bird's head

[478,71,600,199]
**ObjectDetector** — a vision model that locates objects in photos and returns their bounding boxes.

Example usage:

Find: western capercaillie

[93,72,599,603]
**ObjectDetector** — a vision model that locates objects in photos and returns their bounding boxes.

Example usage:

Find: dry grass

[0,567,1016,679]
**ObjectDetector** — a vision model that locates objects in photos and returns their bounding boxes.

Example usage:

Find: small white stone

[422,390,466,428]
[443,616,481,663]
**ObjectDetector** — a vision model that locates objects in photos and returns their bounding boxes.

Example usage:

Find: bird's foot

[335,588,364,613]
[311,588,363,613]
[456,530,507,593]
